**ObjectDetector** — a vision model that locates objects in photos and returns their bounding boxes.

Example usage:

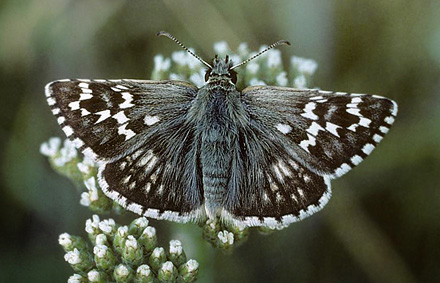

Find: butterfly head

[204,55,238,84]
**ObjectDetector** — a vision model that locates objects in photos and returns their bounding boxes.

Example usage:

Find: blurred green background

[1,0,440,282]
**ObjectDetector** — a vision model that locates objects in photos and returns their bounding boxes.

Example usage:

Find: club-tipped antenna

[230,39,291,70]
[157,31,212,69]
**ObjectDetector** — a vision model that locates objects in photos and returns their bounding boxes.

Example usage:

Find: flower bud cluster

[61,216,199,282]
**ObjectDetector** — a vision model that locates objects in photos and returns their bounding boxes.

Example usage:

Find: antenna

[157,31,212,69]
[230,39,291,70]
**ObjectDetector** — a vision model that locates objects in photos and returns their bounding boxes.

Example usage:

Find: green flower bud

[113,226,129,255]
[58,233,88,252]
[93,244,116,271]
[158,261,178,282]
[64,248,93,273]
[129,217,149,237]
[121,235,144,266]
[67,274,87,283]
[139,226,157,254]
[85,215,101,244]
[178,259,199,283]
[87,269,108,283]
[113,264,134,283]
[148,247,166,272]
[134,265,154,283]
[168,240,186,267]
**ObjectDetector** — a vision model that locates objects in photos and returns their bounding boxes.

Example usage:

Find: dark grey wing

[221,86,397,229]
[222,123,331,229]
[46,79,205,222]
[241,86,397,178]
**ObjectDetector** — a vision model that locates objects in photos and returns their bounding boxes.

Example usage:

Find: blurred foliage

[1,0,440,282]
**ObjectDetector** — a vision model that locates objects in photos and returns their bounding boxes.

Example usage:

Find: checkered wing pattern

[222,86,397,228]
[46,79,205,222]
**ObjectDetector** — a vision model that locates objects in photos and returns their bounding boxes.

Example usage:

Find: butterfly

[45,31,397,229]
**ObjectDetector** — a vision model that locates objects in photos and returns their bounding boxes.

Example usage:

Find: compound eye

[229,69,237,84]
[204,69,212,82]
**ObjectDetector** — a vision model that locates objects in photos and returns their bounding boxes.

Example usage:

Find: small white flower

[276,72,288,86]
[93,245,108,258]
[115,264,130,276]
[85,215,100,234]
[249,78,266,86]
[229,54,241,67]
[77,155,95,175]
[189,71,205,88]
[98,218,116,234]
[40,137,61,157]
[187,48,202,69]
[169,240,182,255]
[217,231,234,245]
[79,192,91,207]
[64,248,81,264]
[186,259,199,272]
[153,54,171,72]
[95,234,107,245]
[58,233,72,247]
[291,56,318,75]
[67,274,84,283]
[125,235,138,249]
[136,264,151,276]
[152,247,164,257]
[133,217,149,229]
[246,62,260,74]
[266,49,282,68]
[161,261,174,272]
[293,75,307,89]
[87,270,100,281]
[169,73,185,81]
[213,41,230,55]
[117,226,129,237]
[143,226,156,238]
[53,139,78,166]
[237,42,249,57]
[172,51,187,66]
[83,177,99,202]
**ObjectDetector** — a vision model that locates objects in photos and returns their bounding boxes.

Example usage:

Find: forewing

[45,79,197,162]
[46,79,205,222]
[241,86,398,178]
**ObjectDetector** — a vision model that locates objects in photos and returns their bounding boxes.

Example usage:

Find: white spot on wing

[359,117,372,128]
[306,121,324,136]
[275,123,292,134]
[144,115,160,126]
[325,122,340,137]
[69,101,80,110]
[118,123,136,140]
[119,92,134,109]
[350,155,363,166]
[384,116,395,125]
[79,93,93,100]
[63,126,73,137]
[362,143,375,155]
[95,110,111,124]
[78,82,89,88]
[373,134,383,143]
[379,126,389,134]
[113,111,129,124]
[299,133,316,153]
[301,102,318,120]
[47,97,56,105]
[347,108,361,117]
